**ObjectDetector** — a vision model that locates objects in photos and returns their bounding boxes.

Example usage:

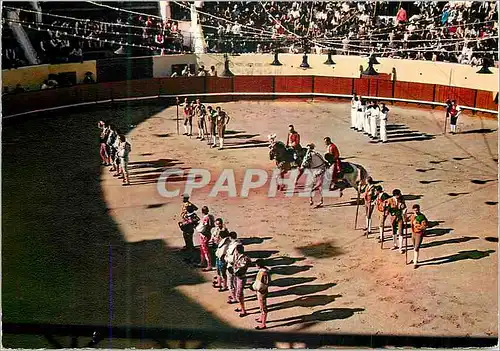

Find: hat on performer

[182,194,190,200]
[306,143,315,149]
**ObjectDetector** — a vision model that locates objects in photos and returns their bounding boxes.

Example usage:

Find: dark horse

[268,136,307,190]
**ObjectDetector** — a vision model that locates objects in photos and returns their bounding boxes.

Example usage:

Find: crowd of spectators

[200,1,498,65]
[2,1,497,69]
[3,4,187,65]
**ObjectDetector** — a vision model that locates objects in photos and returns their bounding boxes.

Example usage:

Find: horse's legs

[296,167,305,185]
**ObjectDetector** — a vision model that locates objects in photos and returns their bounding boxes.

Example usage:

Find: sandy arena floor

[101,100,498,337]
[2,99,497,348]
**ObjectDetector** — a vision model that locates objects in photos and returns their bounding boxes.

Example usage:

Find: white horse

[300,147,328,207]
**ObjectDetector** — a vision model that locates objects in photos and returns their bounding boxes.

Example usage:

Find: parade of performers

[180,98,231,149]
[95,93,457,330]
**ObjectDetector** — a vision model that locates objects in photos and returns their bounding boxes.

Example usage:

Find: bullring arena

[2,1,499,349]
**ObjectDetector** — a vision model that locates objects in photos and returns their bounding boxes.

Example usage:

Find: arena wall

[2,75,497,118]
[3,55,498,94]
[2,61,97,91]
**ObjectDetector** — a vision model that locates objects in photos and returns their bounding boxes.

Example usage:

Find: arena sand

[2,100,498,347]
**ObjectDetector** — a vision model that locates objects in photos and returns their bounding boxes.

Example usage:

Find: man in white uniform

[370,101,380,140]
[363,100,371,135]
[379,103,389,143]
[350,94,358,130]
[356,97,364,132]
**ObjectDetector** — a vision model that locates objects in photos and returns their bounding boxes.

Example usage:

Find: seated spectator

[209,65,217,76]
[83,72,95,84]
[13,84,25,94]
[41,80,51,90]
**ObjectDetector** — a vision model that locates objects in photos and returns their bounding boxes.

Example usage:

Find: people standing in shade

[117,135,131,186]
[98,120,109,166]
[386,189,407,253]
[252,259,271,330]
[196,206,215,271]
[449,100,462,134]
[232,244,252,318]
[379,103,389,143]
[350,93,358,130]
[106,124,118,171]
[406,204,428,269]
[178,194,199,251]
[216,106,231,150]
[225,231,242,304]
[214,223,231,291]
[370,100,380,141]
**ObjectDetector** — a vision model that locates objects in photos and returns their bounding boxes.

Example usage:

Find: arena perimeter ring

[2,89,498,348]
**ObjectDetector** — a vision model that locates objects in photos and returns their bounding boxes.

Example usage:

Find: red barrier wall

[233,76,274,93]
[394,82,435,102]
[274,76,313,93]
[2,75,497,118]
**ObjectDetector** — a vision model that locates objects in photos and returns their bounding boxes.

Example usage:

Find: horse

[268,134,306,191]
[300,148,329,207]
[327,159,370,197]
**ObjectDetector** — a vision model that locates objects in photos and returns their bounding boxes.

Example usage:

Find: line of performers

[362,178,429,269]
[351,94,390,143]
[179,97,231,150]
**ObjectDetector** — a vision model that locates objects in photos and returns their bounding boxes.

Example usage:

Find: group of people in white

[350,94,390,143]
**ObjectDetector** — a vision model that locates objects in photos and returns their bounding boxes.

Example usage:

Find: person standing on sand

[196,206,215,271]
[252,259,271,330]
[386,189,407,253]
[379,103,389,143]
[117,135,131,186]
[406,204,428,269]
[216,106,230,150]
[178,194,199,251]
[214,227,231,291]
[225,231,242,304]
[206,105,218,147]
[363,177,376,234]
[374,185,390,243]
[232,244,252,318]
[350,94,358,130]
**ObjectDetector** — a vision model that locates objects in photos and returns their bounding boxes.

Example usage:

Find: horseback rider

[324,137,341,189]
[286,125,302,164]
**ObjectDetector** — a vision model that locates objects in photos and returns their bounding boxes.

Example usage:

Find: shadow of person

[419,250,496,266]
[268,283,337,298]
[420,236,478,249]
[271,265,313,275]
[248,294,343,314]
[266,307,364,329]
[239,237,273,245]
[425,228,453,237]
[271,277,317,287]
[265,256,306,267]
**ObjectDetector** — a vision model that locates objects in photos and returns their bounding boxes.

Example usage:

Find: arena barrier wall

[2,76,498,119]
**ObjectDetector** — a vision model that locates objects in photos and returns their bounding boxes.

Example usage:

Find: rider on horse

[286,125,302,166]
[324,137,341,189]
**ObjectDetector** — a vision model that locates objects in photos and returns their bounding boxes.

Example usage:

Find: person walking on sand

[252,259,271,330]
[406,204,428,269]
[182,98,193,136]
[232,244,252,318]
